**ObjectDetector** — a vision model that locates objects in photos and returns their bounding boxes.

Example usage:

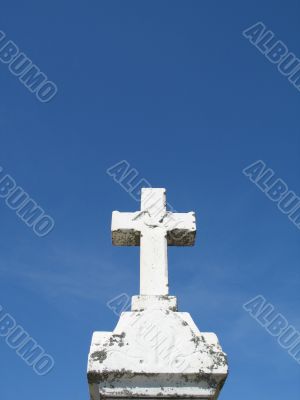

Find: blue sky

[0,0,300,398]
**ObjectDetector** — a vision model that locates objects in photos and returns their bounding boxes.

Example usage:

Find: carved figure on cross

[111,188,196,295]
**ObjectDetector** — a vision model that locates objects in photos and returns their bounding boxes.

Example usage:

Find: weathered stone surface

[88,309,227,399]
[131,295,178,312]
[87,188,228,399]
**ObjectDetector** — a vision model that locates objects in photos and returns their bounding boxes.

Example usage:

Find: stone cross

[88,187,228,399]
[111,188,196,295]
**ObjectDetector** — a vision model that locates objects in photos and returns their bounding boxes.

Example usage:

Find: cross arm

[165,211,196,246]
[111,211,141,246]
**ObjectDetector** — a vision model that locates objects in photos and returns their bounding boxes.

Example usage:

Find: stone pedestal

[88,296,227,399]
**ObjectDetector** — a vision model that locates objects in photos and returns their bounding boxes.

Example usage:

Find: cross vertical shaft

[140,189,168,295]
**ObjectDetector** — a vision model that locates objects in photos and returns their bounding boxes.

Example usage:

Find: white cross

[111,188,196,295]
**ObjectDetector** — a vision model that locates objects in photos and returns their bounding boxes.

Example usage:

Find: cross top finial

[111,188,196,296]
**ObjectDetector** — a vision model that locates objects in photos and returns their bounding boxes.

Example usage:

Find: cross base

[88,309,227,400]
[131,295,178,312]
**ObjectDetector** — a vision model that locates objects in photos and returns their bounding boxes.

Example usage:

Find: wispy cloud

[0,242,134,317]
